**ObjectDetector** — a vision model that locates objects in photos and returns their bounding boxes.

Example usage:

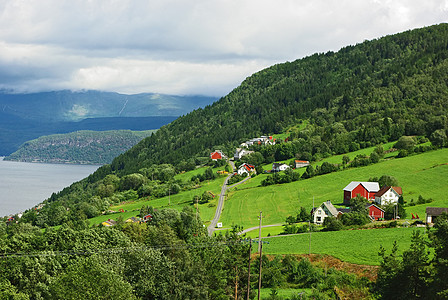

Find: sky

[0,0,447,97]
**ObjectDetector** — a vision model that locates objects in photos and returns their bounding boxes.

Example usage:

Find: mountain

[0,90,217,121]
[0,91,217,155]
[5,130,155,165]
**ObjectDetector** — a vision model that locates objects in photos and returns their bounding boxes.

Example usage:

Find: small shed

[294,160,310,168]
[426,207,448,224]
[366,204,385,220]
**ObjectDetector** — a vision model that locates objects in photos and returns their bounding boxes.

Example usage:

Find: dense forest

[2,24,448,299]
[104,23,448,176]
[5,130,155,165]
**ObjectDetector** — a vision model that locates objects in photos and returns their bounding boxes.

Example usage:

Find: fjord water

[0,157,99,217]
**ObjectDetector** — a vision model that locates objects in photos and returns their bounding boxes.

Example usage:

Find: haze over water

[0,158,99,217]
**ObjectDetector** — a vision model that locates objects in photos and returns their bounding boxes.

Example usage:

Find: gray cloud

[0,0,447,96]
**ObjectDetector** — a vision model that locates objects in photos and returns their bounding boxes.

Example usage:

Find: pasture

[220,148,448,229]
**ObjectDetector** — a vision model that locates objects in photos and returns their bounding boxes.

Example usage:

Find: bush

[323,217,344,231]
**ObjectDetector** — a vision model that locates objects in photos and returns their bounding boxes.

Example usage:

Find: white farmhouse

[234,148,254,160]
[374,186,403,206]
[272,163,289,172]
[312,200,340,224]
[237,163,256,176]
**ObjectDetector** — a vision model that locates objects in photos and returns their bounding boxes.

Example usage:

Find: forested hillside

[104,23,448,177]
[17,23,448,226]
[5,130,155,165]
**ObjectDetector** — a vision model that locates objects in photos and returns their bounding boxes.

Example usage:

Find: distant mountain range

[0,90,218,155]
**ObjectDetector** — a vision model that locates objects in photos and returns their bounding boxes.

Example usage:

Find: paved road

[208,160,250,236]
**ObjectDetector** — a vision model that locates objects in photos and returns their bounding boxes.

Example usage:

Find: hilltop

[5,130,155,165]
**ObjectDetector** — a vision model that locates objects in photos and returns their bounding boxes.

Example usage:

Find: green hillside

[18,23,448,229]
[220,149,448,229]
[5,130,155,165]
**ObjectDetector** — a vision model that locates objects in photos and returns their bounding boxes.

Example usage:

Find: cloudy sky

[0,0,447,96]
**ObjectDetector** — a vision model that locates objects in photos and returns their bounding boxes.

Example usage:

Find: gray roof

[426,207,448,216]
[321,201,339,217]
[343,181,380,192]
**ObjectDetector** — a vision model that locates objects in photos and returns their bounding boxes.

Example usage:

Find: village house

[312,201,341,224]
[374,186,403,206]
[426,207,448,224]
[343,181,380,205]
[237,163,256,176]
[240,136,275,148]
[210,150,226,161]
[272,162,290,172]
[294,160,310,168]
[234,148,254,160]
[142,214,153,223]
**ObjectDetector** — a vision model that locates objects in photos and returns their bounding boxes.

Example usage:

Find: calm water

[0,158,100,217]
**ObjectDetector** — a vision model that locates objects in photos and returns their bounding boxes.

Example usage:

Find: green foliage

[323,217,344,231]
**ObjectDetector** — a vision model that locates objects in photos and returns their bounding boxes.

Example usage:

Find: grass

[262,227,427,265]
[244,225,286,239]
[220,148,448,229]
[259,288,311,299]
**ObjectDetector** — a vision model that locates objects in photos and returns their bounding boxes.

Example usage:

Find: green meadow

[261,227,428,265]
[220,148,448,229]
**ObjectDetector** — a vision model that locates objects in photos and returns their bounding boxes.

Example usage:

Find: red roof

[375,186,403,197]
[210,152,223,159]
[295,160,309,163]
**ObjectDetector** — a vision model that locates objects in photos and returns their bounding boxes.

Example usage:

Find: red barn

[366,204,385,220]
[343,181,380,204]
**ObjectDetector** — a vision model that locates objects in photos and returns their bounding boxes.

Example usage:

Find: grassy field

[262,227,428,265]
[220,148,448,229]
[259,288,311,299]
[244,225,286,239]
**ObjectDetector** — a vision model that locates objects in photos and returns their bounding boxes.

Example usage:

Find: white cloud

[0,0,446,96]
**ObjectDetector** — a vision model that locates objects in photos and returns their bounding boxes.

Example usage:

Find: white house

[374,186,403,206]
[234,148,254,160]
[237,163,256,176]
[312,201,340,224]
[272,163,289,172]
[294,160,310,168]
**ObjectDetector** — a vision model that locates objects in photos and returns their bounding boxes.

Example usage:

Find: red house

[366,204,385,220]
[210,150,225,161]
[343,181,380,204]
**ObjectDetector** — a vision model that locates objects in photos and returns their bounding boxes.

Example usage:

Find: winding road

[207,160,251,236]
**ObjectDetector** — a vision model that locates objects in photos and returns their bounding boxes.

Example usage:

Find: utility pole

[258,211,262,253]
[196,197,199,221]
[247,239,252,300]
[257,242,263,300]
[234,266,238,300]
[309,196,314,255]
